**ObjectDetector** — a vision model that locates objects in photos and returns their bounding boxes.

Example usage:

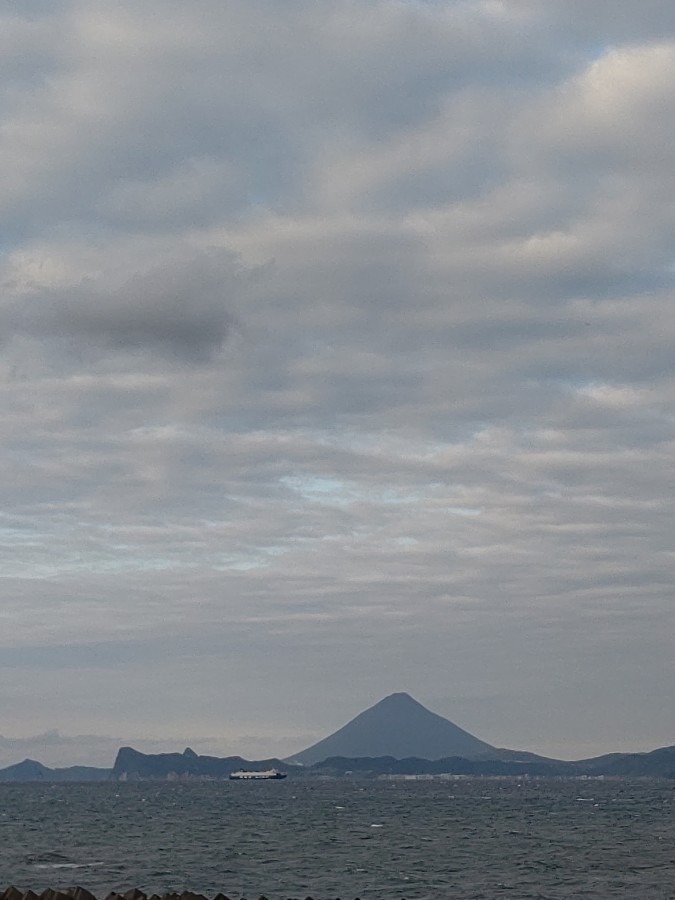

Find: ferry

[229,769,287,780]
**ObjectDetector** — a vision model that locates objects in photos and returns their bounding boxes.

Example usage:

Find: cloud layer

[1,0,674,764]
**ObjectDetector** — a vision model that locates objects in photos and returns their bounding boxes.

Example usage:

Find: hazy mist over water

[1,779,674,899]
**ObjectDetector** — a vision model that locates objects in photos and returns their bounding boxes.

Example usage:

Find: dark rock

[39,891,70,900]
[67,887,98,900]
[122,890,146,900]
[1,887,25,900]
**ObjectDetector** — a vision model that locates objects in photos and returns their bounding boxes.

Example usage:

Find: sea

[1,778,674,899]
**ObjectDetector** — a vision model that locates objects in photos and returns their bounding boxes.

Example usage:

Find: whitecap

[34,863,99,870]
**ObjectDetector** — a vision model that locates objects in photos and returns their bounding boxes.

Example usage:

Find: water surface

[1,779,673,898]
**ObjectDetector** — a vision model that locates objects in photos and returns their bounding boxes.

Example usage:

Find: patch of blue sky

[282,475,345,496]
[214,548,285,572]
[0,552,189,579]
[378,488,425,505]
[280,475,353,508]
[281,474,426,507]
[546,375,604,394]
[312,428,474,463]
[0,527,41,546]
[213,560,265,572]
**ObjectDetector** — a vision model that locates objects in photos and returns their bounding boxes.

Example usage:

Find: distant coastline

[2,693,673,782]
[2,742,675,782]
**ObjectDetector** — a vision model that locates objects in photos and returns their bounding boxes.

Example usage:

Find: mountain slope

[288,692,496,764]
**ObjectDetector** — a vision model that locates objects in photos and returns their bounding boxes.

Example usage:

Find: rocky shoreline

[0,889,363,900]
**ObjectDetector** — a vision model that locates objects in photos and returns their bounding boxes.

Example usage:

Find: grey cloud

[1,0,675,760]
[0,0,583,242]
[10,250,243,362]
[512,0,675,45]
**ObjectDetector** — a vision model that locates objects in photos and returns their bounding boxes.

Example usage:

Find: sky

[1,0,675,768]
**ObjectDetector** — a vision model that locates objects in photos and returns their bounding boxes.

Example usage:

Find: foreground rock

[0,891,366,900]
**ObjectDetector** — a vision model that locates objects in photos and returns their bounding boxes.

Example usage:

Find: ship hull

[229,769,287,780]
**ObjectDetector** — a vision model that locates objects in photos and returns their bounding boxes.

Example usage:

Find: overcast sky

[2,0,675,768]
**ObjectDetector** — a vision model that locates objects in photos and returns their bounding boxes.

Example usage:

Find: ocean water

[1,778,674,899]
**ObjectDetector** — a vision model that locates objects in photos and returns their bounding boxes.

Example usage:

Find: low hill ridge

[288,691,496,765]
[111,746,296,780]
[0,758,110,782]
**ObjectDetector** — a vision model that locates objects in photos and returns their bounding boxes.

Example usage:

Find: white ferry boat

[229,768,287,780]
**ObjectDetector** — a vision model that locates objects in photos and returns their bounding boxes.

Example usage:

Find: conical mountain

[289,692,495,764]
